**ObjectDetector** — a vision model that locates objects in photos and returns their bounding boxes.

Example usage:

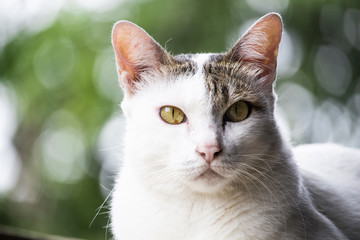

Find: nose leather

[196,144,222,165]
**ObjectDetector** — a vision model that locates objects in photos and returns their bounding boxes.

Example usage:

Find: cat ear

[112,21,172,95]
[225,13,283,84]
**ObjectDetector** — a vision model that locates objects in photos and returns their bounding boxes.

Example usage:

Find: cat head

[112,13,284,195]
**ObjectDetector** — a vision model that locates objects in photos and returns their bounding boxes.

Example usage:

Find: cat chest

[111,180,279,240]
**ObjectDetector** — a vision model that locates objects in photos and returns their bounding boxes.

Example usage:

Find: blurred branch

[0,225,83,240]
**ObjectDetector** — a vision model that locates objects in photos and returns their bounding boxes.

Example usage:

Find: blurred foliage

[0,0,359,239]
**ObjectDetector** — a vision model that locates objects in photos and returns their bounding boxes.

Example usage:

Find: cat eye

[160,106,186,124]
[224,101,250,122]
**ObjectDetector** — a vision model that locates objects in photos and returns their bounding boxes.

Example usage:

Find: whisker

[90,187,115,229]
[231,156,306,237]
[105,214,112,240]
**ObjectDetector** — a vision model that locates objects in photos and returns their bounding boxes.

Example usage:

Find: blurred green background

[0,0,359,239]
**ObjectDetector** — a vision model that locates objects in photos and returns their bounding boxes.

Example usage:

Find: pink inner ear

[112,21,151,74]
[229,13,283,70]
[112,21,167,94]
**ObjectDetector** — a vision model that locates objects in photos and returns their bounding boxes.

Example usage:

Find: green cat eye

[224,101,250,122]
[160,106,186,125]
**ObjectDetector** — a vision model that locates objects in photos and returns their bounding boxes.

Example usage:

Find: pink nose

[196,144,222,165]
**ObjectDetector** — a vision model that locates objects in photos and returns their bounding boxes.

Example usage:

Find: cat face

[112,13,283,194]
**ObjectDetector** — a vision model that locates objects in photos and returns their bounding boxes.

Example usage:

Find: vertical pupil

[160,106,185,124]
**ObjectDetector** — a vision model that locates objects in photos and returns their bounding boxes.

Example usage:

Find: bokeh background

[0,0,359,239]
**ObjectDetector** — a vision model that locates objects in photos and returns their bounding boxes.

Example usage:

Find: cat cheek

[120,101,131,118]
[186,121,194,133]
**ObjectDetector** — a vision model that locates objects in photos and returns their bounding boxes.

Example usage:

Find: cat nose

[196,144,222,165]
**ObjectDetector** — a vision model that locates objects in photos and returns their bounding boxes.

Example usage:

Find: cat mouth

[196,168,223,180]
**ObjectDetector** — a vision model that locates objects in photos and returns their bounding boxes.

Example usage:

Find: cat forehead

[135,53,263,113]
[160,54,198,76]
[171,53,262,111]
[144,54,210,104]
[203,56,262,114]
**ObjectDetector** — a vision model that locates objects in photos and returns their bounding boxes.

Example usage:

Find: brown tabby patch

[204,55,264,116]
[160,54,197,77]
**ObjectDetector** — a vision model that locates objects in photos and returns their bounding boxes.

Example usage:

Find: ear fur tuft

[112,21,171,95]
[226,13,283,84]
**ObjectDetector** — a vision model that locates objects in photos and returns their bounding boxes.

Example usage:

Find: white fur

[111,53,360,240]
[111,54,284,239]
[294,143,360,201]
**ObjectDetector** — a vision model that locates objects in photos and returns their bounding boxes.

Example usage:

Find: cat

[109,13,360,240]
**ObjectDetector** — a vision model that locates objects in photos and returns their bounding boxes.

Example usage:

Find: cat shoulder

[293,143,360,186]
[293,143,360,165]
[293,143,360,239]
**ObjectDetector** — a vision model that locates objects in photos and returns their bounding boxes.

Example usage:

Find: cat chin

[187,170,232,194]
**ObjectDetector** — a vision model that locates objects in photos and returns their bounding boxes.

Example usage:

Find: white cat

[109,13,360,240]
